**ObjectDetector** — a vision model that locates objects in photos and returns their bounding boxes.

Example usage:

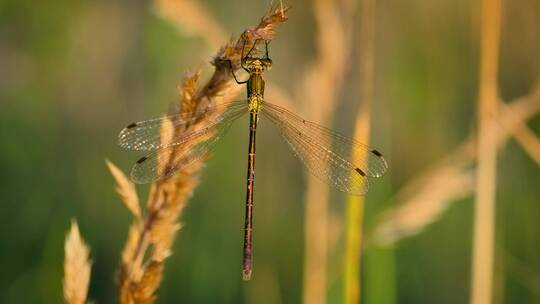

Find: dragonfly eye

[261,58,272,70]
[243,57,254,67]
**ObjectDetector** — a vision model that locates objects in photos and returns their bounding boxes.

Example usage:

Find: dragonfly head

[242,57,272,73]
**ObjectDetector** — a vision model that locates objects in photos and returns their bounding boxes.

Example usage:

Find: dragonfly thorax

[247,72,265,100]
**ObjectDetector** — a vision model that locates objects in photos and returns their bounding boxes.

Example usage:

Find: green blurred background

[1,0,540,303]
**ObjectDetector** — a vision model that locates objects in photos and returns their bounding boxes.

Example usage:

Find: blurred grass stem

[471,0,502,303]
[302,0,352,303]
[344,0,376,303]
[153,0,226,49]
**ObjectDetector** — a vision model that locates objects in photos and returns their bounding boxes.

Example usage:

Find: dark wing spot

[136,156,148,164]
[371,149,383,157]
[126,123,138,129]
[355,167,366,176]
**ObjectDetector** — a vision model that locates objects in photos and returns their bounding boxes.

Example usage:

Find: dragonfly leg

[226,60,248,84]
[239,38,250,73]
[264,40,271,59]
[245,38,263,58]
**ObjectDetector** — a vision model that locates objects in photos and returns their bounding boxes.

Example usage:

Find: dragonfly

[118,39,388,281]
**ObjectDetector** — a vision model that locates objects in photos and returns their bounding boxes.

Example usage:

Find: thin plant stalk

[302,0,353,303]
[471,0,502,303]
[344,200,364,304]
[344,0,376,303]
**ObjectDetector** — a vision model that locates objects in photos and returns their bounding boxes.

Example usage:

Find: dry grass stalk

[302,1,356,304]
[63,220,92,304]
[471,0,502,302]
[344,0,376,302]
[110,7,288,304]
[370,84,540,246]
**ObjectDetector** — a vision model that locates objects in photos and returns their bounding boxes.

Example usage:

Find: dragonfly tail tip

[242,269,252,281]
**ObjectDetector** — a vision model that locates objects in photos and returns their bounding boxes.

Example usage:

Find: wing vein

[262,101,387,195]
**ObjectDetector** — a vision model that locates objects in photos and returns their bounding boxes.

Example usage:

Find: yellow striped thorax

[245,59,270,114]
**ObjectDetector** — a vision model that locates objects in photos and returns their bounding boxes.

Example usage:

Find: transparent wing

[262,102,388,195]
[130,103,248,184]
[119,101,246,151]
